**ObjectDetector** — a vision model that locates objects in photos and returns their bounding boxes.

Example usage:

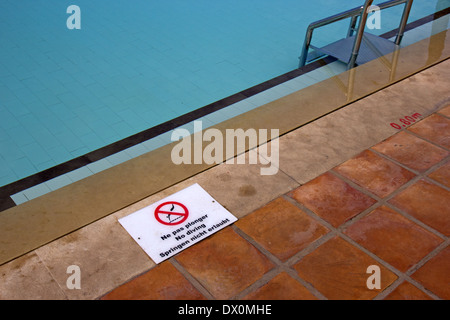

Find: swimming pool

[0,0,448,202]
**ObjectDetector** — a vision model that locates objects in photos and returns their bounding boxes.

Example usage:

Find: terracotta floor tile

[290,172,376,227]
[235,197,329,261]
[384,281,433,300]
[438,104,450,117]
[407,114,450,149]
[389,179,450,236]
[293,236,397,300]
[411,246,450,299]
[101,262,205,300]
[428,161,450,188]
[333,150,415,198]
[372,131,449,172]
[344,206,443,272]
[243,272,317,300]
[175,227,274,300]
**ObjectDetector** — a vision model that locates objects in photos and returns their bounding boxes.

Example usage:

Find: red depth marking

[391,113,422,130]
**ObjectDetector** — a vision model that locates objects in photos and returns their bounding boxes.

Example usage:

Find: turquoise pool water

[0,0,448,188]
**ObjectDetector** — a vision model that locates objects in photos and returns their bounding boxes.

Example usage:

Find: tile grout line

[422,174,450,193]
[233,225,331,300]
[319,172,386,226]
[405,129,450,153]
[405,239,450,277]
[369,143,450,193]
[283,194,410,299]
[329,155,449,240]
[255,140,310,189]
[33,249,70,300]
[169,257,216,300]
[283,194,404,275]
[368,147,432,178]
[436,111,450,120]
[278,264,329,300]
[228,267,281,301]
[325,151,424,205]
[328,168,413,208]
[338,233,444,300]
[231,224,330,300]
[367,141,449,193]
[371,278,406,300]
[383,202,448,241]
[278,231,337,300]
[228,225,286,300]
[94,263,156,300]
[365,149,450,239]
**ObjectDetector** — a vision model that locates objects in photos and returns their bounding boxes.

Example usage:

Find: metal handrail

[298,0,414,68]
[348,0,375,69]
[395,0,414,45]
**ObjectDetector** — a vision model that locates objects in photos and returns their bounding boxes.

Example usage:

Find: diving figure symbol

[154,201,190,226]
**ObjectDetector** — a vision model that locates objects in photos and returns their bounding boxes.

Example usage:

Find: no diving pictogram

[154,201,189,226]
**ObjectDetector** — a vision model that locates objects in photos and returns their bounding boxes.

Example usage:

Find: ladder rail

[395,0,414,45]
[299,0,413,68]
[348,0,375,69]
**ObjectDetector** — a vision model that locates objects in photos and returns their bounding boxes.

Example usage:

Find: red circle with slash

[154,201,189,226]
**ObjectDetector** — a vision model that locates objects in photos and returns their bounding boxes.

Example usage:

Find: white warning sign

[118,183,237,264]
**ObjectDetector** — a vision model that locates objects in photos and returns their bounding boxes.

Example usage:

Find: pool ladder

[299,0,414,70]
